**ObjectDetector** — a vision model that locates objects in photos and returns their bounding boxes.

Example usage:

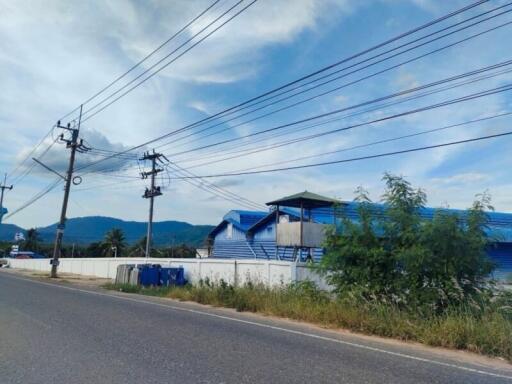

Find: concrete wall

[3,257,330,288]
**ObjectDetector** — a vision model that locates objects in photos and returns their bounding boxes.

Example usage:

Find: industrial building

[208,191,512,281]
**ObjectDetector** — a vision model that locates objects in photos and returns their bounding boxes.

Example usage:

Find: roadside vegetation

[106,174,512,362]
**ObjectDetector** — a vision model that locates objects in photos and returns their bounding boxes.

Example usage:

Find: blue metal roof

[223,210,268,231]
[224,202,512,242]
[247,208,301,234]
[209,210,268,238]
[312,202,512,242]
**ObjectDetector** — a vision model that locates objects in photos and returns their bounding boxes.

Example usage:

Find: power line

[9,135,61,186]
[164,130,512,179]
[172,61,512,166]
[80,0,258,124]
[57,0,222,123]
[75,0,490,173]
[86,69,512,179]
[166,0,491,133]
[228,111,512,173]
[6,1,225,187]
[3,178,63,220]
[166,163,265,210]
[172,2,511,132]
[155,3,512,152]
[162,82,512,159]
[7,129,58,184]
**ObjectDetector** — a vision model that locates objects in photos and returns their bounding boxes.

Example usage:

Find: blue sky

[1,0,511,228]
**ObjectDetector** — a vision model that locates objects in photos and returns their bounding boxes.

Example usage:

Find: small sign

[50,259,60,266]
[14,232,25,242]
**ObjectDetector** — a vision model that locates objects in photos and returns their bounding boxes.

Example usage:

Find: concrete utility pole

[50,105,90,278]
[0,173,13,225]
[140,150,167,259]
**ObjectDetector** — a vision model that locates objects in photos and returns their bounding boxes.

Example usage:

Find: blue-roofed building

[208,210,268,259]
[208,192,512,281]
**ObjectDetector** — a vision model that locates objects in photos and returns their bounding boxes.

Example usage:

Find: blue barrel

[169,267,187,286]
[159,268,171,286]
[139,264,160,286]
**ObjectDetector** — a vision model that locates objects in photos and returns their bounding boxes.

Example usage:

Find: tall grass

[104,280,512,362]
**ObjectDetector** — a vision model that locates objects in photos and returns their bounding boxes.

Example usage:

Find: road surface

[0,271,511,384]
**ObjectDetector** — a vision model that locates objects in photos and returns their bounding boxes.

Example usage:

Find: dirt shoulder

[0,267,111,289]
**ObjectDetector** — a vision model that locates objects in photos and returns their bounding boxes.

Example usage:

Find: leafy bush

[320,173,496,311]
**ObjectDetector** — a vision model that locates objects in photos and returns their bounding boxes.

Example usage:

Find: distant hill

[0,216,214,247]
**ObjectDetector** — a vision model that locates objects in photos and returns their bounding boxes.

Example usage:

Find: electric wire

[161,0,491,134]
[80,0,258,123]
[164,130,512,179]
[74,0,491,173]
[155,3,512,152]
[86,69,512,178]
[177,69,512,167]
[6,128,56,183]
[3,178,63,220]
[9,135,61,186]
[228,111,512,173]
[162,81,512,159]
[57,0,223,123]
[171,61,512,166]
[166,162,265,210]
[163,1,509,136]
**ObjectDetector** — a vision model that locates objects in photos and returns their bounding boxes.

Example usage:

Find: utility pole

[140,150,167,259]
[50,105,90,278]
[0,174,13,225]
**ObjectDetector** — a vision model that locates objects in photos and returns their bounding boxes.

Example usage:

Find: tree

[158,243,196,258]
[102,228,126,257]
[320,173,495,311]
[85,242,103,258]
[128,236,148,257]
[23,228,41,252]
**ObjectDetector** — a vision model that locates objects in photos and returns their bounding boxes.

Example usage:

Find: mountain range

[0,216,214,247]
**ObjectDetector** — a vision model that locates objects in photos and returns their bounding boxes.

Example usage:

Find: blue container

[139,264,160,286]
[159,268,172,286]
[159,267,187,286]
[171,267,187,286]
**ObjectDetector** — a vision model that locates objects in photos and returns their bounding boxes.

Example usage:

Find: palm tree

[23,228,41,251]
[102,228,126,257]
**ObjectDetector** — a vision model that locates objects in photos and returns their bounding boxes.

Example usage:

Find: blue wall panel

[214,224,246,241]
[487,243,512,281]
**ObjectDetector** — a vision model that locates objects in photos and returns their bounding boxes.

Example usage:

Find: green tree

[85,242,103,258]
[23,228,41,252]
[102,228,126,257]
[320,173,495,311]
[128,236,149,257]
[158,243,196,258]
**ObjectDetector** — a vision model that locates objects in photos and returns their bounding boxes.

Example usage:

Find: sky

[1,0,511,229]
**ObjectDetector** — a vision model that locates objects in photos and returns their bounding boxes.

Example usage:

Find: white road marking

[2,272,511,380]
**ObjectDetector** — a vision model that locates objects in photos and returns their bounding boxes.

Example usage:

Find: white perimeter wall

[3,257,330,288]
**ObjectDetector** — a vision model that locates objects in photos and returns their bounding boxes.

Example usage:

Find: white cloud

[1,0,512,230]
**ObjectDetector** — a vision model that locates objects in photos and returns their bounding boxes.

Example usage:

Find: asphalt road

[0,271,511,384]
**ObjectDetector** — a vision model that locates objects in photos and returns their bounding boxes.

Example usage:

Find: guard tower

[266,191,340,261]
